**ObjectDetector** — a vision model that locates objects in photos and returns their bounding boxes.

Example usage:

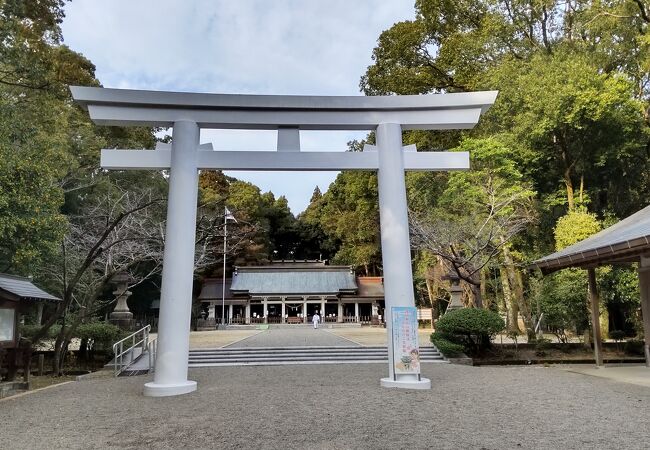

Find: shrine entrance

[71,86,496,396]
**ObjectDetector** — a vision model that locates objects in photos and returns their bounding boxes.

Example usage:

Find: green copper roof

[230,267,357,295]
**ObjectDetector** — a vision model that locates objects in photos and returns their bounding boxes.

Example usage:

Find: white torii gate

[71,86,497,397]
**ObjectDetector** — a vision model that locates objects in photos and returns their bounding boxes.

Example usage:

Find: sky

[61,0,416,213]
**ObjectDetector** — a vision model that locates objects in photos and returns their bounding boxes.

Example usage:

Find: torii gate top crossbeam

[70,86,498,130]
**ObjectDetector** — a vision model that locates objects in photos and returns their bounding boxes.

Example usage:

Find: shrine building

[197,260,384,326]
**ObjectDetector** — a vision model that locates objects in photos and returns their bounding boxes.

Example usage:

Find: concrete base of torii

[381,377,432,390]
[143,380,197,397]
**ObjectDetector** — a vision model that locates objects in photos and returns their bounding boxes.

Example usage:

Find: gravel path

[225,328,359,348]
[1,364,649,449]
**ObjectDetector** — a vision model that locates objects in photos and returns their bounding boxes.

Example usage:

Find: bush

[624,339,645,356]
[435,308,505,356]
[18,324,62,343]
[535,338,552,356]
[430,333,465,356]
[75,322,125,352]
[609,330,626,341]
[536,270,590,341]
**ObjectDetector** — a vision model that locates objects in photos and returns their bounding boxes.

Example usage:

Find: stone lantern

[109,272,134,330]
[443,272,464,312]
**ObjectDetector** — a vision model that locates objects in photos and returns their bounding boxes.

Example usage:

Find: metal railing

[147,336,157,374]
[112,325,151,377]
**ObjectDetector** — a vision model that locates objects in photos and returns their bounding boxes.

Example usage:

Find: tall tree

[410,138,537,310]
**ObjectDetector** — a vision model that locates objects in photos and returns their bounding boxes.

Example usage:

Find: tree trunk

[501,238,535,342]
[558,140,575,210]
[500,267,520,333]
[52,313,84,376]
[500,241,535,340]
[579,174,585,205]
[514,270,536,341]
[425,277,439,329]
[480,269,489,309]
[564,167,574,211]
[470,278,483,309]
[599,304,609,340]
[52,334,64,376]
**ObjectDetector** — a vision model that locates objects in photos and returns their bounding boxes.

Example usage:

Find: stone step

[189,349,441,356]
[190,346,440,353]
[121,346,446,374]
[189,350,442,359]
[188,358,444,365]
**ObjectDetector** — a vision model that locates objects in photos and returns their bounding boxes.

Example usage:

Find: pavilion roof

[356,277,384,297]
[0,273,61,302]
[532,205,650,274]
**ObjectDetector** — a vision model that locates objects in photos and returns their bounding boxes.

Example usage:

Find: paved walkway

[564,364,650,388]
[325,328,434,347]
[2,364,649,449]
[226,328,359,348]
[184,330,263,349]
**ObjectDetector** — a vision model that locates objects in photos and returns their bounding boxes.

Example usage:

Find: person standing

[312,311,321,329]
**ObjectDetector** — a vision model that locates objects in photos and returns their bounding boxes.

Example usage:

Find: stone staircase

[188,345,447,367]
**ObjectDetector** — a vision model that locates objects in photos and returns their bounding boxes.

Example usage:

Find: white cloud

[62,0,415,212]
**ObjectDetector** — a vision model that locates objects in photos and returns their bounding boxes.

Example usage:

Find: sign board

[0,307,16,342]
[391,306,421,375]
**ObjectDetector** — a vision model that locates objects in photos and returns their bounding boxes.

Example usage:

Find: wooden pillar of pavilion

[587,268,604,367]
[638,258,650,367]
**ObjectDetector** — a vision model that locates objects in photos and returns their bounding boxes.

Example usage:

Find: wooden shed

[0,273,61,349]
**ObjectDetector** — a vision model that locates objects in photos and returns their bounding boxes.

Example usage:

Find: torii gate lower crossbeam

[71,86,497,397]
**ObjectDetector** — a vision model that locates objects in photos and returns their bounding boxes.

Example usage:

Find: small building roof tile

[0,273,61,302]
[532,204,650,273]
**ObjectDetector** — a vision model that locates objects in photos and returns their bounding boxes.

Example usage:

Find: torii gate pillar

[144,121,199,396]
[376,123,430,388]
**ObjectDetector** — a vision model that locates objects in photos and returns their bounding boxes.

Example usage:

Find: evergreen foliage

[433,308,505,355]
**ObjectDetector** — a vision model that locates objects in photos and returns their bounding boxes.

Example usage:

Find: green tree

[410,138,536,310]
[536,208,601,342]
[319,171,381,274]
[486,53,647,213]
[0,94,69,271]
[554,209,601,250]
[297,186,338,261]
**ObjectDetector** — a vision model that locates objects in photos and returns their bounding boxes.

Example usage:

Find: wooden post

[38,353,44,376]
[0,348,5,381]
[587,268,604,367]
[7,349,17,381]
[22,349,32,384]
[638,258,650,367]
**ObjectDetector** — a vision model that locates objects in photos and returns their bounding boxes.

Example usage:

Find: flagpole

[222,207,227,327]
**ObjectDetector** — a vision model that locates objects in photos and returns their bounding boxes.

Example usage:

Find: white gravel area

[1,364,649,450]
